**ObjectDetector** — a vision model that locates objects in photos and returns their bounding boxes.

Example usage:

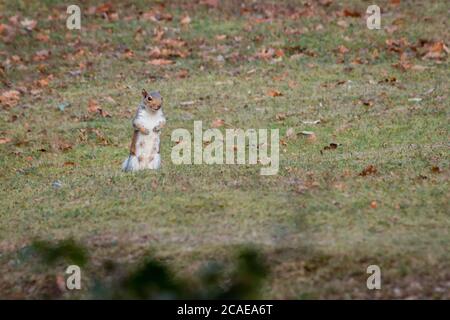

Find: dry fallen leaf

[337,45,350,54]
[88,99,110,117]
[360,99,374,107]
[0,90,21,108]
[323,143,339,151]
[370,201,378,209]
[88,99,100,113]
[32,49,51,62]
[342,9,361,17]
[35,32,49,42]
[337,20,349,28]
[148,58,174,65]
[177,69,189,78]
[180,14,191,25]
[267,89,282,97]
[36,77,51,87]
[211,119,225,128]
[423,41,449,59]
[104,96,116,104]
[431,166,442,173]
[256,48,276,60]
[0,137,12,144]
[359,165,377,176]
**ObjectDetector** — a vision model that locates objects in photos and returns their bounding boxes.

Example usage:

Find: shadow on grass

[31,239,268,299]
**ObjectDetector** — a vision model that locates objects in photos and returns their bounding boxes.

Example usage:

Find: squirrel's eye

[147,96,152,101]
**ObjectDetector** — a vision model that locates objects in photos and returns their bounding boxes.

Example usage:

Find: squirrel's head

[141,89,162,111]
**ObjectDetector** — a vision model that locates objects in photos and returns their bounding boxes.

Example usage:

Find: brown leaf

[256,48,275,60]
[148,58,174,66]
[0,23,8,34]
[36,77,51,87]
[88,99,100,113]
[211,119,225,128]
[0,90,21,108]
[148,47,162,58]
[56,141,73,152]
[35,32,50,42]
[215,34,227,41]
[370,200,378,209]
[360,99,374,107]
[0,137,12,144]
[275,49,284,57]
[88,99,110,117]
[359,165,377,176]
[180,14,191,25]
[392,53,412,71]
[95,3,114,14]
[323,143,339,151]
[431,166,442,173]
[423,41,448,59]
[161,38,186,48]
[342,9,361,17]
[267,89,282,97]
[32,49,51,62]
[336,45,349,54]
[177,69,189,79]
[336,20,349,28]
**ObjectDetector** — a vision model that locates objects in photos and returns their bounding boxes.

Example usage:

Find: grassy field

[0,0,449,299]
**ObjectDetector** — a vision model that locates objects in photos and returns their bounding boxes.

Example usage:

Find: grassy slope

[0,0,449,298]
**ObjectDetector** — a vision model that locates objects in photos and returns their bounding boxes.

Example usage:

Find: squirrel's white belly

[122,109,164,171]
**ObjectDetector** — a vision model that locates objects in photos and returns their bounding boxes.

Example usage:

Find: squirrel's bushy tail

[122,155,140,172]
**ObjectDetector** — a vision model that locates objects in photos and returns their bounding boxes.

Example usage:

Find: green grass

[0,0,449,299]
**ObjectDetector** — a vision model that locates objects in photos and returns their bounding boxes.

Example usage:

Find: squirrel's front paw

[153,126,161,133]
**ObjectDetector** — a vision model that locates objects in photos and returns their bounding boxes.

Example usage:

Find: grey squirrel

[122,89,166,172]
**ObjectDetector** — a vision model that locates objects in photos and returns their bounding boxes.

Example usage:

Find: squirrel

[122,89,166,172]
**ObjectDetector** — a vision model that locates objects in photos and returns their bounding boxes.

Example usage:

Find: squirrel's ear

[142,89,148,98]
